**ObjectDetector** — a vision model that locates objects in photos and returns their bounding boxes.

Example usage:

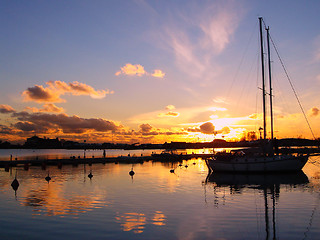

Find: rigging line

[269,35,316,140]
[261,18,316,139]
[226,21,258,99]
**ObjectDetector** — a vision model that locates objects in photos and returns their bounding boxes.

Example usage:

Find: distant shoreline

[1,137,319,150]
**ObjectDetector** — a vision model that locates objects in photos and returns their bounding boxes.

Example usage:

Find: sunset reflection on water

[0,155,319,240]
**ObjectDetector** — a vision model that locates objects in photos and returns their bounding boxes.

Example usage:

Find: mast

[266,26,274,140]
[259,17,267,140]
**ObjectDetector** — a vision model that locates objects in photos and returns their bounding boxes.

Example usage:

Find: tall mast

[266,26,274,140]
[259,17,267,140]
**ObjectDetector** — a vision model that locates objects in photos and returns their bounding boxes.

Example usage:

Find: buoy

[129,168,135,176]
[45,171,51,182]
[170,169,175,173]
[88,172,93,179]
[11,178,19,191]
[185,165,188,168]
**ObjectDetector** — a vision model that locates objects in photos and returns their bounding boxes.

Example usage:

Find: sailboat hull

[205,155,308,173]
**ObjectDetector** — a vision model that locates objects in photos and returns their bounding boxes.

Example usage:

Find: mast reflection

[205,171,309,240]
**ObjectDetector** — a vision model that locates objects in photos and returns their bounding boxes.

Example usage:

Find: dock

[0,153,215,168]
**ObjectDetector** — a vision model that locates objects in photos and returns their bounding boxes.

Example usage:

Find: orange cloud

[165,105,175,110]
[25,104,64,113]
[12,111,120,134]
[200,122,215,134]
[139,123,153,133]
[0,104,16,114]
[158,105,180,117]
[115,63,165,78]
[115,63,146,76]
[151,69,165,78]
[187,122,230,135]
[158,111,180,117]
[22,85,62,103]
[309,107,319,117]
[22,81,113,103]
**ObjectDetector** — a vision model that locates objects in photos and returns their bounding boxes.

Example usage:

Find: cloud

[158,111,180,117]
[12,111,120,134]
[22,81,113,103]
[0,124,14,134]
[166,105,176,110]
[151,69,165,78]
[187,122,230,135]
[25,104,64,113]
[115,63,165,78]
[0,104,16,114]
[158,105,180,118]
[138,123,159,136]
[115,63,146,76]
[199,8,238,54]
[153,1,243,83]
[200,122,215,134]
[309,107,320,117]
[139,123,153,133]
[22,85,62,103]
[14,121,48,132]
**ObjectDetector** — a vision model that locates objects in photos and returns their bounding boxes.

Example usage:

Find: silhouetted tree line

[0,136,319,149]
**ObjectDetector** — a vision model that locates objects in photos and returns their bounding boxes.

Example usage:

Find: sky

[1,0,320,144]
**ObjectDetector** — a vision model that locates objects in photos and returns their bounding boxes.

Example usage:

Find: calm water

[0,149,319,240]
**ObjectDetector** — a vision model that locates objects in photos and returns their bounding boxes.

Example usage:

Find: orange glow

[116,212,146,233]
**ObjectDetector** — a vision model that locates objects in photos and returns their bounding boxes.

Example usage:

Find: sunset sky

[1,0,320,144]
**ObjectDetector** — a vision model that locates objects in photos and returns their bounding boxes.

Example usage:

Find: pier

[0,153,215,168]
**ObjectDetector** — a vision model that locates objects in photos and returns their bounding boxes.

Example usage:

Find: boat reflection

[206,170,309,187]
[205,171,309,240]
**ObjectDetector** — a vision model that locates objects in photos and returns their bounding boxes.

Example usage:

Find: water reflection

[115,211,166,233]
[1,157,319,239]
[205,171,310,239]
[21,183,106,216]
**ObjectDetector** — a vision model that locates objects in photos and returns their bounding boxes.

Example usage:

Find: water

[0,150,319,240]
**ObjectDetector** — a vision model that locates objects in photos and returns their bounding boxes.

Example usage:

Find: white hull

[205,155,308,173]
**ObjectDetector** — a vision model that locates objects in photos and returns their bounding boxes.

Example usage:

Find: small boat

[206,17,309,173]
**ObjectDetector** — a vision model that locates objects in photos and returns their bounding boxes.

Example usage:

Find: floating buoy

[11,178,19,191]
[129,168,135,176]
[185,165,188,168]
[88,172,93,179]
[45,172,51,183]
[170,169,175,173]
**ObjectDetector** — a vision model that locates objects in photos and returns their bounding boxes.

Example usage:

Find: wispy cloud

[155,1,243,82]
[115,63,165,78]
[22,81,113,103]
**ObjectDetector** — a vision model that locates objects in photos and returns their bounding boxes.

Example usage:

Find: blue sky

[1,0,320,143]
